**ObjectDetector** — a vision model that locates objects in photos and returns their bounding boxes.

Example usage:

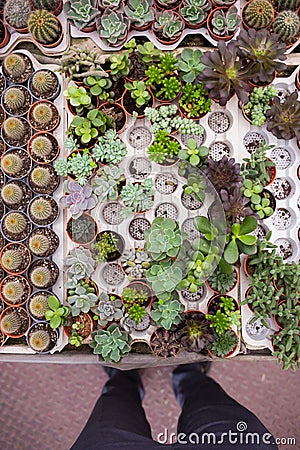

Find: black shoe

[103,366,119,378]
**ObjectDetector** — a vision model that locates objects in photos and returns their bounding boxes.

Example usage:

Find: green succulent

[125,81,151,107]
[272,326,300,371]
[244,86,278,126]
[155,77,181,101]
[180,0,211,26]
[211,5,240,36]
[224,216,258,264]
[98,9,129,47]
[93,231,118,263]
[136,42,161,64]
[92,165,125,202]
[122,286,149,307]
[128,304,147,324]
[145,217,183,261]
[179,139,208,167]
[69,109,113,144]
[92,292,124,326]
[154,11,184,40]
[90,324,131,363]
[64,85,92,115]
[45,295,70,329]
[121,178,154,215]
[151,298,184,330]
[124,0,154,28]
[65,278,98,316]
[92,130,127,165]
[109,52,131,79]
[209,330,238,358]
[147,130,181,164]
[64,0,100,30]
[179,83,211,118]
[146,259,184,296]
[177,48,205,83]
[55,150,97,186]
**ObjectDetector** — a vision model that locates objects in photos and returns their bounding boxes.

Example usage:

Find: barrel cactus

[2,279,24,304]
[28,329,51,352]
[273,0,300,11]
[3,118,25,141]
[28,10,61,45]
[1,153,23,176]
[3,212,28,235]
[4,0,32,29]
[30,135,53,159]
[1,183,23,206]
[29,197,53,222]
[31,103,53,125]
[0,310,21,335]
[3,54,26,78]
[272,10,300,43]
[29,292,50,319]
[28,234,51,256]
[29,265,52,288]
[31,71,55,96]
[1,249,22,272]
[30,166,52,188]
[3,87,26,111]
[243,0,274,29]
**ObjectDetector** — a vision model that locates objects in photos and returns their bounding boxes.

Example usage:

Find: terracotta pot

[27,100,60,132]
[206,267,239,295]
[80,22,97,32]
[241,1,274,31]
[66,213,98,246]
[63,312,95,342]
[248,72,275,89]
[98,102,127,134]
[0,275,31,307]
[30,0,63,15]
[0,243,31,276]
[4,20,28,33]
[154,0,182,10]
[131,21,153,31]
[207,7,239,41]
[27,132,60,165]
[295,68,300,90]
[67,93,99,116]
[122,281,154,309]
[0,306,31,338]
[208,329,239,358]
[207,294,239,314]
[31,16,63,49]
[0,20,10,49]
[265,160,276,186]
[121,89,154,119]
[0,105,6,128]
[152,11,184,44]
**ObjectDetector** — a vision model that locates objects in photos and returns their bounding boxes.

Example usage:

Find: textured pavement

[0,360,299,450]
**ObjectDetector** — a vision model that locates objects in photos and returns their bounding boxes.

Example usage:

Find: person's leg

[71,368,161,450]
[172,363,277,449]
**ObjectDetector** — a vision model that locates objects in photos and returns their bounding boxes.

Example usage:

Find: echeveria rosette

[64,0,100,30]
[61,180,96,219]
[90,324,131,363]
[198,41,250,107]
[64,247,96,281]
[144,217,183,261]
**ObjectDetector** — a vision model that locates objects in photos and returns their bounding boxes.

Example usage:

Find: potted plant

[27,100,60,132]
[124,0,155,30]
[28,259,59,289]
[152,10,185,44]
[44,295,70,329]
[121,178,155,216]
[122,81,153,117]
[0,306,31,338]
[208,330,239,358]
[59,45,105,82]
[122,282,153,310]
[65,277,98,316]
[29,68,60,100]
[0,243,31,275]
[272,325,300,371]
[4,0,32,33]
[93,231,125,262]
[0,19,10,49]
[28,132,60,164]
[241,141,276,187]
[97,9,129,48]
[27,9,63,48]
[28,228,59,257]
[145,52,181,103]
[151,296,184,329]
[90,324,131,362]
[207,266,238,294]
[64,84,95,116]
[120,248,151,280]
[66,213,98,246]
[178,311,215,353]
[242,85,278,126]
[1,148,32,179]
[179,82,211,118]
[145,105,204,136]
[241,0,274,30]
[92,166,125,202]
[84,74,114,103]
[1,180,31,210]
[2,117,32,147]
[272,10,300,47]
[0,275,31,306]
[61,180,96,219]
[2,53,33,84]
[2,85,32,117]
[150,327,182,357]
[92,130,127,166]
[27,290,54,321]
[27,322,59,353]
[147,130,181,165]
[64,0,100,32]
[55,150,97,186]
[180,0,211,28]
[91,292,124,327]
[28,195,59,226]
[207,6,240,40]
[266,92,300,140]
[29,165,59,194]
[1,211,31,242]
[31,0,63,15]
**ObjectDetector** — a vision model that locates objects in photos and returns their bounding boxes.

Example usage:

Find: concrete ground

[0,360,299,450]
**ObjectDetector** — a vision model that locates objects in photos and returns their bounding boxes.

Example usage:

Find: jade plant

[243,86,278,126]
[45,295,70,329]
[68,109,113,145]
[92,130,127,165]
[64,247,96,281]
[64,0,100,30]
[224,216,258,264]
[65,278,98,316]
[151,297,184,330]
[124,81,151,107]
[109,52,131,79]
[84,75,113,102]
[28,9,61,46]
[64,85,92,115]
[92,293,124,326]
[90,324,131,363]
[97,9,129,47]
[179,139,209,167]
[121,178,155,216]
[179,83,211,118]
[147,130,181,164]
[61,180,96,219]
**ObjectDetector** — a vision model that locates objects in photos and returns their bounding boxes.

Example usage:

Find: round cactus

[28,234,50,256]
[3,212,28,235]
[1,153,23,176]
[30,135,53,158]
[1,249,22,272]
[3,54,26,78]
[30,166,52,187]
[31,103,53,125]
[29,292,49,319]
[28,328,51,352]
[274,0,300,11]
[273,10,300,42]
[28,10,61,45]
[4,0,32,29]
[3,118,25,141]
[3,87,25,111]
[31,70,54,96]
[2,279,24,304]
[29,265,52,288]
[1,183,23,205]
[0,310,21,334]
[30,198,52,221]
[243,0,274,29]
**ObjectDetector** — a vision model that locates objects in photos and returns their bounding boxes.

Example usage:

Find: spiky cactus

[30,167,52,187]
[31,103,53,125]
[273,0,300,11]
[2,279,24,304]
[29,265,52,288]
[273,10,300,42]
[28,10,61,45]
[31,70,54,96]
[1,183,23,206]
[1,249,22,272]
[3,118,25,141]
[3,54,26,78]
[29,293,49,319]
[31,0,61,12]
[28,234,50,256]
[243,0,274,29]
[3,87,25,111]
[1,153,23,176]
[4,0,32,29]
[3,212,28,235]
[0,310,21,334]
[28,329,51,352]
[30,135,53,159]
[29,197,52,221]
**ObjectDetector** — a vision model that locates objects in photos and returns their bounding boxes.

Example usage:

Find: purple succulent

[204,156,242,194]
[220,186,256,230]
[61,180,96,219]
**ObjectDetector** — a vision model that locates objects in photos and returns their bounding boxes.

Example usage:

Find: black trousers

[71,365,277,450]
